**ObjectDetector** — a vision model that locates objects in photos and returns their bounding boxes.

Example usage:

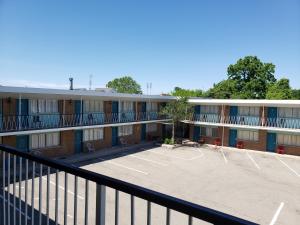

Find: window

[278,108,300,118]
[146,102,158,112]
[238,107,259,116]
[29,99,58,114]
[237,130,259,141]
[120,101,134,112]
[146,124,157,132]
[83,128,104,141]
[118,125,133,136]
[277,134,300,146]
[200,126,218,137]
[83,100,104,113]
[201,105,218,114]
[30,132,60,149]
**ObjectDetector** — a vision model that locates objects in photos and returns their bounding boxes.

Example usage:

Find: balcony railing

[0,145,258,225]
[188,114,300,129]
[0,111,167,133]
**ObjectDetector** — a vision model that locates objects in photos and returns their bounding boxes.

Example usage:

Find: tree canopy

[106,76,142,94]
[171,87,204,98]
[266,78,292,100]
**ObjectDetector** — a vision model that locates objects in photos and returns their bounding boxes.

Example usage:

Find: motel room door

[16,135,29,152]
[267,107,278,126]
[267,133,277,152]
[193,126,200,142]
[111,101,119,146]
[141,124,146,141]
[229,129,237,147]
[74,130,83,154]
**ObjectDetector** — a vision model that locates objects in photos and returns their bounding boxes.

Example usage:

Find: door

[75,100,82,125]
[112,127,118,146]
[193,126,200,141]
[141,124,146,141]
[16,99,29,129]
[112,101,119,122]
[16,135,29,152]
[74,130,83,154]
[267,107,278,127]
[194,105,201,120]
[267,133,277,152]
[229,129,237,147]
[141,102,146,120]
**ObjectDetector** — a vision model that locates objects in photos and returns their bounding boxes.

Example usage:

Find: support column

[95,185,106,225]
[80,97,83,125]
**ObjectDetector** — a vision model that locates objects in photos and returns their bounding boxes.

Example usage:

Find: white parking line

[42,177,85,200]
[246,151,260,170]
[0,194,31,219]
[98,158,149,175]
[129,154,168,166]
[269,202,284,225]
[220,148,228,164]
[147,150,202,161]
[276,156,300,177]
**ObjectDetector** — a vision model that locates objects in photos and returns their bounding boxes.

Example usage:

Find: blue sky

[0,0,299,94]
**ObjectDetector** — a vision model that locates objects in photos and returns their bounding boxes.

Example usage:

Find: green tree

[160,97,193,143]
[106,76,142,94]
[171,87,203,97]
[227,56,276,99]
[266,78,292,99]
[204,79,240,99]
[291,89,300,100]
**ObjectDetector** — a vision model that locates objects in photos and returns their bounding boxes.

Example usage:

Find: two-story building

[0,86,173,158]
[184,99,300,156]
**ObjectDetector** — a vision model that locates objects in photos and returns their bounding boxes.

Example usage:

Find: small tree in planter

[160,97,193,144]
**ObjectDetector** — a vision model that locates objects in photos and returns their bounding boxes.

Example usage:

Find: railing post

[95,184,106,225]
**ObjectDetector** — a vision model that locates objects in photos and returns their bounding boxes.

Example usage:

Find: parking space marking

[147,150,202,161]
[0,194,31,219]
[246,151,260,170]
[42,177,85,200]
[98,158,149,175]
[129,154,168,166]
[269,202,284,225]
[276,156,300,177]
[220,148,228,164]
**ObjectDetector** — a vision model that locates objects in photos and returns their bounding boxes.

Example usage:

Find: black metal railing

[0,111,169,133]
[0,145,258,225]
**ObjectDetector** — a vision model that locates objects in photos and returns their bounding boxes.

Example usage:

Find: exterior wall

[33,130,75,158]
[2,135,17,147]
[281,145,300,156]
[236,130,267,151]
[147,123,162,141]
[104,101,112,114]
[119,124,141,145]
[3,98,17,116]
[58,100,75,115]
[82,127,112,152]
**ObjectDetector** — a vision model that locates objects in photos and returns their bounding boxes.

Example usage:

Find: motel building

[0,86,173,158]
[0,85,300,157]
[185,98,300,156]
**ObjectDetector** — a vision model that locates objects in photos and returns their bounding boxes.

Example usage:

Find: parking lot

[2,145,300,225]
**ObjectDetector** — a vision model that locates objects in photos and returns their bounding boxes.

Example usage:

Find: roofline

[188,98,300,107]
[0,86,176,101]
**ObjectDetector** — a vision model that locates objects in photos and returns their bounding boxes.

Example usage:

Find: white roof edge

[0,85,176,101]
[188,98,300,107]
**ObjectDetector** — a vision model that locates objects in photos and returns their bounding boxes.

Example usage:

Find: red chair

[277,145,285,154]
[214,138,221,146]
[236,141,244,149]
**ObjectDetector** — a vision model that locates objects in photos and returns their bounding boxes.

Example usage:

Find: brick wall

[236,130,267,151]
[3,98,17,116]
[82,127,112,152]
[120,124,141,145]
[39,130,75,158]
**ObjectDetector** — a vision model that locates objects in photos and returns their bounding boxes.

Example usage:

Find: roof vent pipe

[69,77,73,90]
